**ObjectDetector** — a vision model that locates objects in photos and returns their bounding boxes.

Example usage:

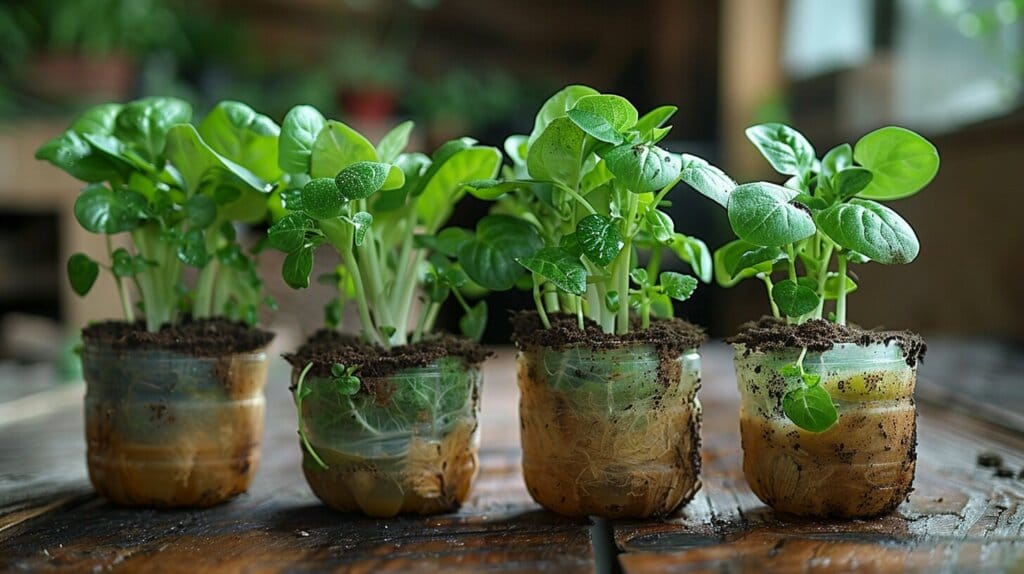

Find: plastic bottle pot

[82,344,268,507]
[295,358,481,517]
[734,342,917,518]
[518,344,703,518]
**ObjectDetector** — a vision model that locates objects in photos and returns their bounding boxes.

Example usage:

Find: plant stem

[836,254,848,325]
[557,183,597,215]
[786,244,797,282]
[294,363,328,470]
[576,295,584,330]
[533,275,551,329]
[813,241,835,320]
[322,219,383,347]
[760,274,780,318]
[193,260,219,318]
[107,235,135,323]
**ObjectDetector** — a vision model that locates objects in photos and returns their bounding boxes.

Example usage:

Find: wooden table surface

[1,343,1023,573]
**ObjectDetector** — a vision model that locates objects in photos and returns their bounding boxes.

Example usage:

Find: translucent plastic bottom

[518,345,702,518]
[82,345,268,508]
[298,359,481,517]
[734,343,917,517]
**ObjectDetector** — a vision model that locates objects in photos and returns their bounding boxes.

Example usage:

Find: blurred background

[0,0,1021,388]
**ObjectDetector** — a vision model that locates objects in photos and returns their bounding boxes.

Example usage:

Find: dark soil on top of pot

[283,330,492,381]
[510,311,705,359]
[82,318,274,357]
[727,316,926,367]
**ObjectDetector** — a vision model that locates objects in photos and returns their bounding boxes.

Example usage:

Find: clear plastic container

[518,344,702,518]
[81,343,268,508]
[296,357,481,517]
[734,342,917,517]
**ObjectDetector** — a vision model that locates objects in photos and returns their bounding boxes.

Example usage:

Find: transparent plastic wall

[518,344,702,518]
[735,342,917,517]
[296,357,481,517]
[82,345,268,507]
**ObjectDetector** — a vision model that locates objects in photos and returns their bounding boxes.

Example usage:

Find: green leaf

[679,154,736,208]
[351,211,372,246]
[334,161,390,200]
[516,247,587,295]
[178,228,210,268]
[772,279,820,317]
[163,124,268,221]
[458,215,543,290]
[820,143,852,180]
[69,103,123,135]
[605,291,620,312]
[635,105,677,135]
[645,209,674,243]
[629,268,650,286]
[604,143,681,194]
[798,275,858,301]
[527,117,589,189]
[815,199,919,264]
[111,248,150,277]
[301,177,346,220]
[283,246,314,289]
[268,213,314,252]
[435,227,471,257]
[310,120,377,179]
[461,179,522,200]
[35,131,124,183]
[833,167,873,200]
[660,271,698,301]
[713,239,784,287]
[278,105,327,174]
[779,363,802,377]
[528,84,599,147]
[198,100,281,181]
[565,94,638,144]
[376,120,414,164]
[459,300,488,342]
[727,182,816,247]
[114,97,192,162]
[733,246,786,276]
[783,384,838,432]
[185,194,217,228]
[854,126,939,200]
[417,146,501,230]
[333,375,361,396]
[67,253,99,296]
[745,123,816,176]
[73,184,146,234]
[576,214,624,266]
[668,234,713,284]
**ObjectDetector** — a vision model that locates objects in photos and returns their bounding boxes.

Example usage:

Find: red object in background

[29,53,137,103]
[339,88,397,122]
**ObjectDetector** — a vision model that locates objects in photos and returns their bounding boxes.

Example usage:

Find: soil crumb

[510,311,705,357]
[727,316,926,367]
[284,331,492,380]
[977,452,1004,468]
[82,319,273,357]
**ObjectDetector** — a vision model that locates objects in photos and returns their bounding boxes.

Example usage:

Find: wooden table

[1,343,1022,573]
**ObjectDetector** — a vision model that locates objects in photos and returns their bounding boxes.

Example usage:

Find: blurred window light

[896,0,1022,131]
[783,0,876,79]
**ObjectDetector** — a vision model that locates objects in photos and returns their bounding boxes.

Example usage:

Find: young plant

[698,123,939,432]
[38,98,280,331]
[267,105,501,348]
[454,85,729,334]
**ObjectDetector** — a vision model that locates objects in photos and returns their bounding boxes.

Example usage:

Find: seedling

[697,123,939,431]
[39,98,279,331]
[267,105,501,348]
[454,85,729,334]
